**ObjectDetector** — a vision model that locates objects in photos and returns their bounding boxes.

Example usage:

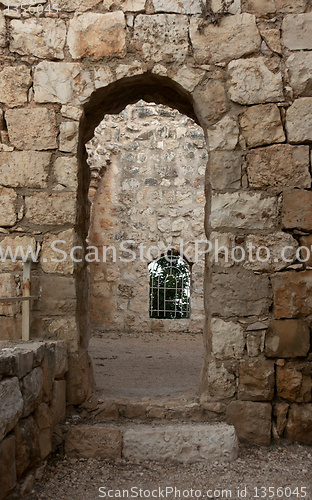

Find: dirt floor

[88,331,204,398]
[31,444,312,499]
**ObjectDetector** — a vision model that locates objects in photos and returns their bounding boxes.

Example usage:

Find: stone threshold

[69,391,226,424]
[64,422,239,464]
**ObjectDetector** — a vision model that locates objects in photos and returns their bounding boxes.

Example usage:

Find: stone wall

[0,341,68,499]
[86,101,206,333]
[0,0,311,443]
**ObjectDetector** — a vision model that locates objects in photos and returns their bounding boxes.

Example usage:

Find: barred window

[149,252,190,319]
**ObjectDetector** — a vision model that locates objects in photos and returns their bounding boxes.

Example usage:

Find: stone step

[77,393,226,423]
[64,422,238,464]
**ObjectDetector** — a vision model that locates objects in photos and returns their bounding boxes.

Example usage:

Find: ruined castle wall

[0,0,311,444]
[86,101,206,333]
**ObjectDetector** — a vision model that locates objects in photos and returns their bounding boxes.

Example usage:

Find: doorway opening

[79,76,208,401]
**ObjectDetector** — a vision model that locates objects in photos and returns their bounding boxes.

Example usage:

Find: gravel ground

[30,444,312,500]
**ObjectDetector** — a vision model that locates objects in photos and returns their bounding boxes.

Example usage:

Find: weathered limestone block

[0,273,20,317]
[116,61,147,80]
[247,145,310,191]
[0,66,31,107]
[242,0,308,14]
[59,122,79,153]
[123,424,238,463]
[300,234,312,266]
[238,359,275,401]
[53,341,68,379]
[0,13,6,48]
[10,19,66,59]
[243,233,298,273]
[65,426,122,459]
[286,404,312,444]
[0,377,23,442]
[53,157,78,191]
[211,269,272,317]
[25,192,76,225]
[228,58,284,105]
[153,0,201,13]
[121,0,146,11]
[208,116,239,151]
[226,401,272,446]
[282,13,312,50]
[193,80,228,124]
[211,0,241,13]
[282,189,312,231]
[133,14,188,63]
[67,350,94,404]
[41,229,75,275]
[0,236,36,274]
[14,415,40,477]
[209,151,242,190]
[240,104,285,147]
[0,435,16,500]
[211,318,245,359]
[286,98,312,143]
[277,363,312,402]
[51,380,66,426]
[169,66,205,93]
[34,403,52,459]
[34,61,94,104]
[209,232,236,268]
[67,12,126,60]
[0,151,50,188]
[274,402,289,436]
[48,317,78,353]
[272,271,312,319]
[22,366,43,417]
[246,331,265,357]
[207,360,236,400]
[36,275,76,315]
[57,0,100,11]
[265,320,310,358]
[61,105,82,121]
[189,14,261,64]
[15,349,34,379]
[261,28,282,55]
[0,187,17,227]
[41,345,55,403]
[0,317,21,341]
[211,192,278,230]
[286,52,312,97]
[94,66,114,89]
[6,107,57,150]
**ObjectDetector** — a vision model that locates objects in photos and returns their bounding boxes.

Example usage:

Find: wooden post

[22,260,31,341]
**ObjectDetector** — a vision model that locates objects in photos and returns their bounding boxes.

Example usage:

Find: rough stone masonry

[0,0,312,453]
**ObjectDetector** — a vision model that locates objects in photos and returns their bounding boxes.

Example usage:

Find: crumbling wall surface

[0,0,311,443]
[86,101,206,333]
[0,341,68,499]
